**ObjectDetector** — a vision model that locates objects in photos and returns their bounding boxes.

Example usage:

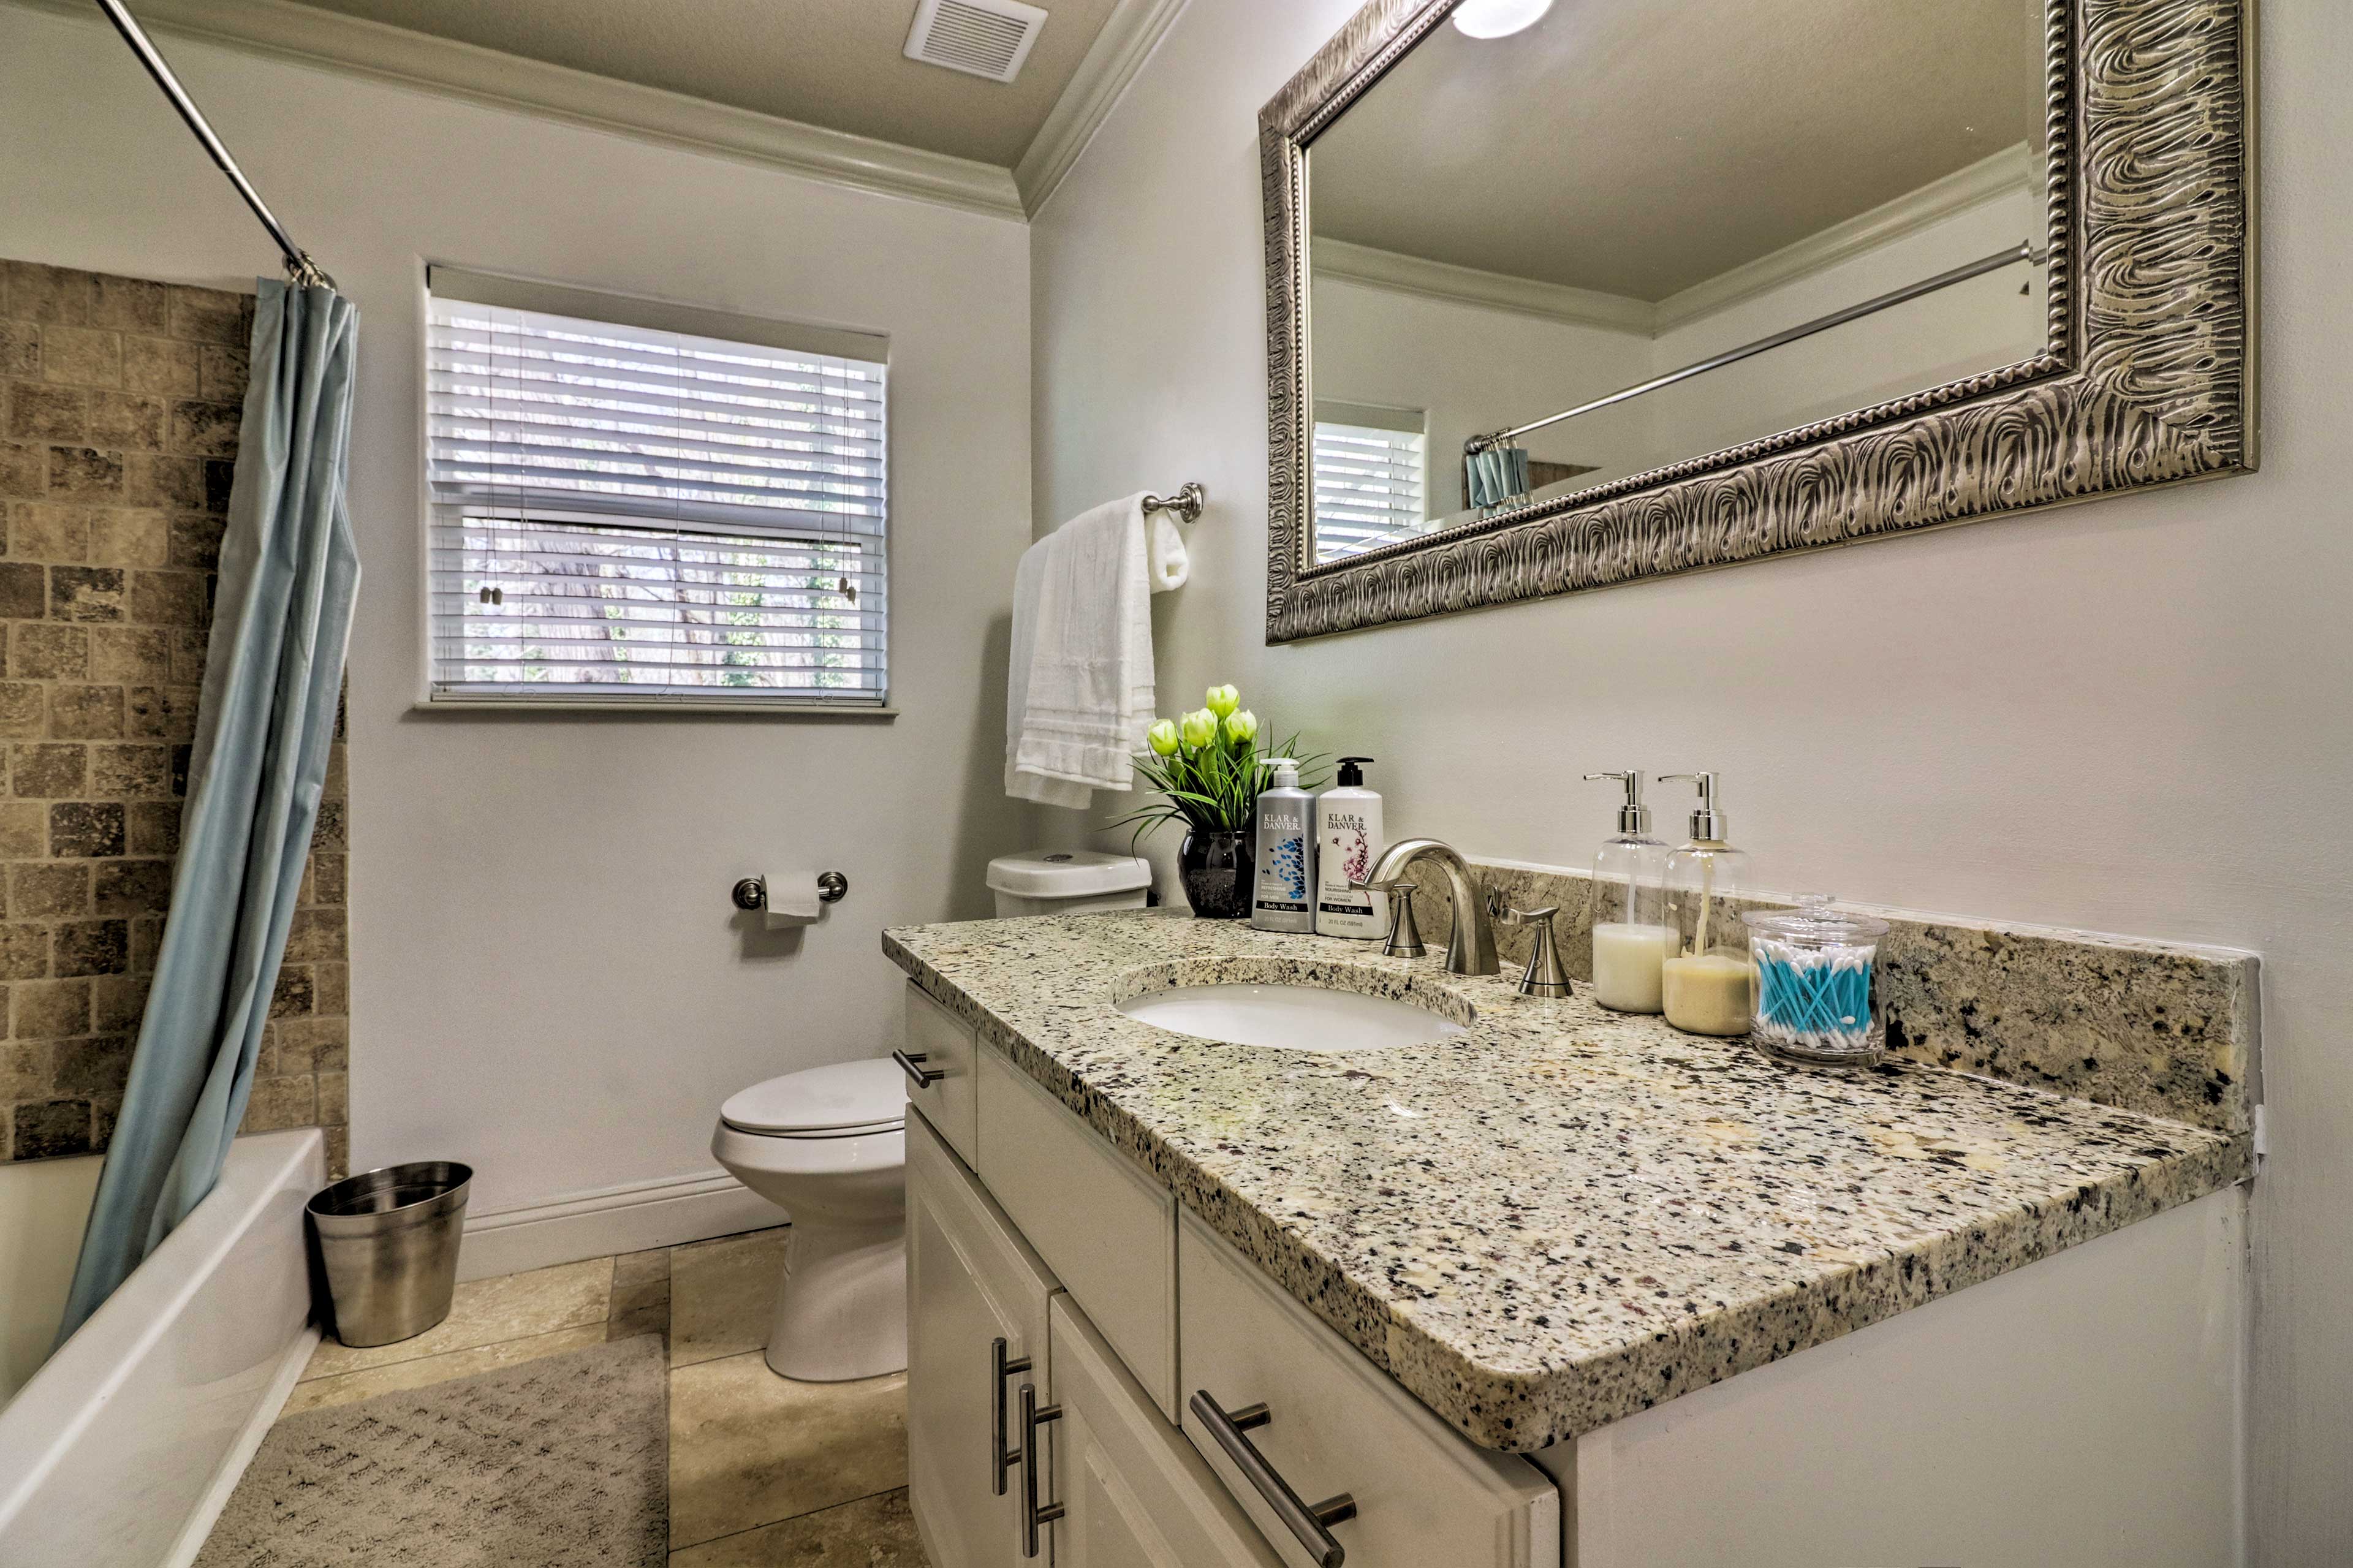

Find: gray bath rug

[197,1335,667,1567]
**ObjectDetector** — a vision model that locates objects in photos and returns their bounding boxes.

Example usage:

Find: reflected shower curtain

[58,279,360,1341]
[1464,444,1531,509]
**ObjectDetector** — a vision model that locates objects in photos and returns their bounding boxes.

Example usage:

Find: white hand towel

[1146,509,1189,594]
[1006,545,1095,809]
[1006,494,1158,808]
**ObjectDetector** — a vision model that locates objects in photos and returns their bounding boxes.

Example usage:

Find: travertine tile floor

[266,1225,928,1566]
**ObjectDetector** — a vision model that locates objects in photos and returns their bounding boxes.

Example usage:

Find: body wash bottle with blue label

[1251,759,1317,932]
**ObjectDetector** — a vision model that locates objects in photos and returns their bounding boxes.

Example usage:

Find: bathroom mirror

[1261,0,2253,641]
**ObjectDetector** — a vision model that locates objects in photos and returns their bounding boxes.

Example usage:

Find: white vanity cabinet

[1033,1293,1286,1568]
[893,956,2249,1568]
[906,1112,1055,1568]
[903,990,1560,1568]
[907,1087,1279,1568]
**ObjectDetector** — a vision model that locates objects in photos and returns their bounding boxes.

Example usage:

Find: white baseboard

[456,1170,782,1281]
[164,1322,320,1568]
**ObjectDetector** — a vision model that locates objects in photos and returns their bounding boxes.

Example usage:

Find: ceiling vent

[903,0,1048,84]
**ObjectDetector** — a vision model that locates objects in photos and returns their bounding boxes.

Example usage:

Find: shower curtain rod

[1464,240,2047,455]
[92,0,335,289]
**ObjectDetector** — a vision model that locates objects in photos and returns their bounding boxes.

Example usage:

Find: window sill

[412,696,897,719]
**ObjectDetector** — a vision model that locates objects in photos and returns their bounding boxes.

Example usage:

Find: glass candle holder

[1741,895,1891,1066]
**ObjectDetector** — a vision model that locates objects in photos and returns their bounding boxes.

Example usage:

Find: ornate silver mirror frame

[1261,0,2254,643]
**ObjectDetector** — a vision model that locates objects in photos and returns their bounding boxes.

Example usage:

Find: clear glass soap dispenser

[1659,773,1756,1037]
[1581,770,1674,1013]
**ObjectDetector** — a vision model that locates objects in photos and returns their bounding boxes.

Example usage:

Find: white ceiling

[1309,0,2046,301]
[285,0,1127,167]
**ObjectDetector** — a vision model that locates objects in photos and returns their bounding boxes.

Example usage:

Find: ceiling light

[1451,0,1554,39]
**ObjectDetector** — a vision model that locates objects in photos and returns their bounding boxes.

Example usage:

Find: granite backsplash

[1409,859,2256,1136]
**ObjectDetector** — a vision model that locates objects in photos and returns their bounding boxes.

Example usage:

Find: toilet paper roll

[762,873,822,929]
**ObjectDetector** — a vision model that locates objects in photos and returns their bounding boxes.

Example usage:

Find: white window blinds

[425,270,889,705]
[1311,402,1427,560]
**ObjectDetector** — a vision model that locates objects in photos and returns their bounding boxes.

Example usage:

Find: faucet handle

[1492,903,1573,998]
[1349,878,1427,959]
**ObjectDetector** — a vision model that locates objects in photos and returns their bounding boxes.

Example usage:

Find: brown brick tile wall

[1,260,348,1178]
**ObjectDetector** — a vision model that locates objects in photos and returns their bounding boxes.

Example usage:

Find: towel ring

[1142,483,1205,525]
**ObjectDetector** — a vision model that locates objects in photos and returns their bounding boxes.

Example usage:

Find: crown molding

[1651,142,2039,332]
[1015,0,1188,216]
[1311,238,1654,335]
[11,0,1026,220]
[1313,142,2042,344]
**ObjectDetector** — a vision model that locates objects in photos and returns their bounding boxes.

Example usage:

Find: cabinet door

[908,1112,1058,1568]
[1031,1294,1284,1568]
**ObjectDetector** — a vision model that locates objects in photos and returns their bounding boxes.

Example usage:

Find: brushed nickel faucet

[1355,839,1499,976]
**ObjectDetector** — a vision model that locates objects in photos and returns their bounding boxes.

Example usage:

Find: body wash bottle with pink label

[1314,757,1386,939]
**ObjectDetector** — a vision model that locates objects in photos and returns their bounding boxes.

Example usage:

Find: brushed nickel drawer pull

[992,1336,1033,1497]
[892,1049,944,1088]
[1020,1382,1064,1558]
[1191,1388,1357,1568]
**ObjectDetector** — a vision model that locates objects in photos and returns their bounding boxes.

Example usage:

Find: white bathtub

[0,1129,324,1567]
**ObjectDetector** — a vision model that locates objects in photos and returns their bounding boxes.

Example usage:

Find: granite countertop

[882,910,2249,1453]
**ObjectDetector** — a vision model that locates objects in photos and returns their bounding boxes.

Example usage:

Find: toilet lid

[721,1059,907,1135]
[986,849,1151,899]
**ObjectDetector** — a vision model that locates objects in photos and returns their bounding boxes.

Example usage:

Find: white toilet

[711,849,1150,1381]
[711,1059,911,1381]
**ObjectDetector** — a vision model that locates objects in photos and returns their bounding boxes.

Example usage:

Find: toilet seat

[712,1121,904,1184]
[721,1058,906,1138]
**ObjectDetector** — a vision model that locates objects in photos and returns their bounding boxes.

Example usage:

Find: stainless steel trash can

[306,1161,473,1347]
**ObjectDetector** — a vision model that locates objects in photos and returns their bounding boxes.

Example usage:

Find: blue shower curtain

[58,279,360,1341]
[1466,445,1531,509]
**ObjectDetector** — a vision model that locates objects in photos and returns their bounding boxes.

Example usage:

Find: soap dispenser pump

[1658,772,1756,1037]
[1582,770,1675,1013]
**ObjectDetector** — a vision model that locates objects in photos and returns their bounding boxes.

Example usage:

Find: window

[1311,402,1427,561]
[425,269,889,706]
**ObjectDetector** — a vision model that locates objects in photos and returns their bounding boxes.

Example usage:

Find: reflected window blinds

[1311,403,1426,559]
[425,271,889,703]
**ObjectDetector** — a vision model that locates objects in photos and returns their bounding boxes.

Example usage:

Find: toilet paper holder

[732,872,849,912]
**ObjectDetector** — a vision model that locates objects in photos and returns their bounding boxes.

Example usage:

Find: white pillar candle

[1591,922,1678,1013]
[1661,953,1756,1037]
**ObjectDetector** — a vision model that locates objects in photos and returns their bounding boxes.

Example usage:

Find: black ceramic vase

[1176,827,1255,919]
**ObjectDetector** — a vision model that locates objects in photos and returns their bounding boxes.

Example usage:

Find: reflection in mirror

[1303,0,2048,565]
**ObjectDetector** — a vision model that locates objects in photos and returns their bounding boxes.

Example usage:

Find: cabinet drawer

[978,1048,1179,1420]
[1037,1292,1285,1568]
[1178,1211,1559,1568]
[904,982,980,1167]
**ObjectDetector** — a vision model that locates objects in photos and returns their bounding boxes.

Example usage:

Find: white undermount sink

[1116,982,1467,1052]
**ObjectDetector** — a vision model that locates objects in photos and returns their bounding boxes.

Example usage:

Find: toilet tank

[987,850,1152,918]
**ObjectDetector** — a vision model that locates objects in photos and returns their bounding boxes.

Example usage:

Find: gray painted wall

[1030,1,2346,1558]
[0,2,1037,1240]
